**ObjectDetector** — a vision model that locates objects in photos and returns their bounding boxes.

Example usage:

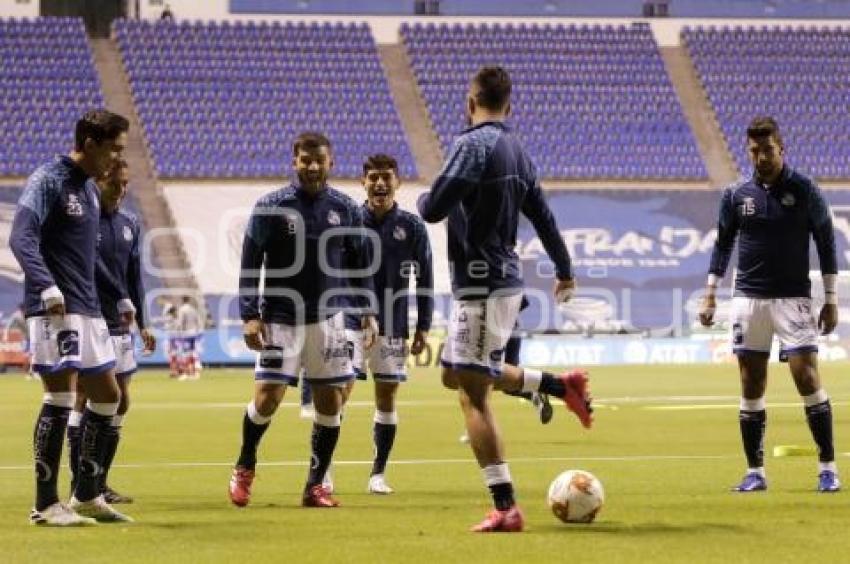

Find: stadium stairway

[377,43,444,181]
[89,37,199,294]
[660,45,738,187]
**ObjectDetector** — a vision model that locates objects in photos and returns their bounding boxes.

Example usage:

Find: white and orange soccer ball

[547,469,605,524]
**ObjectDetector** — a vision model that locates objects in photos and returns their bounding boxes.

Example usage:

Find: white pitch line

[0,453,743,472]
[645,401,850,411]
[4,452,849,472]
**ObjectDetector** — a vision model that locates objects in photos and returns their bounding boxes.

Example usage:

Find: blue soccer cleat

[732,472,767,492]
[818,470,841,493]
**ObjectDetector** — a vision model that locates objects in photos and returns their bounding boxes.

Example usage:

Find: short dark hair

[362,153,399,177]
[472,66,512,111]
[746,116,783,145]
[293,131,332,156]
[74,109,129,151]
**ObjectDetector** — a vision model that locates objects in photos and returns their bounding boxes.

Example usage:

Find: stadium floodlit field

[1,363,849,563]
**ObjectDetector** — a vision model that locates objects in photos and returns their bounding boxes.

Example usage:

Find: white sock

[521,369,542,394]
[482,463,512,486]
[373,410,398,425]
[748,467,766,478]
[740,397,766,411]
[246,401,272,425]
[803,389,829,407]
[87,401,119,417]
[314,412,341,427]
[68,410,83,427]
[819,461,838,474]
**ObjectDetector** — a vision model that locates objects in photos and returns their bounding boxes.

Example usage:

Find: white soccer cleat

[70,494,134,523]
[29,502,97,526]
[368,474,394,495]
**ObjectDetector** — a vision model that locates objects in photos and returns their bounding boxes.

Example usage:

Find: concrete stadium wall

[0,0,38,18]
[133,0,850,45]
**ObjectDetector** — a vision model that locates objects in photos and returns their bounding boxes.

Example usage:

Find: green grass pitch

[1,363,849,563]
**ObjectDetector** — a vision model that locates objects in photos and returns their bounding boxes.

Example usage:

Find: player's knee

[255,394,282,417]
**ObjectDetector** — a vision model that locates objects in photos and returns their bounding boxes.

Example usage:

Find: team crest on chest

[780,193,796,207]
[393,225,407,241]
[327,210,341,226]
[66,194,83,216]
[283,212,298,233]
[123,225,133,241]
[741,197,756,216]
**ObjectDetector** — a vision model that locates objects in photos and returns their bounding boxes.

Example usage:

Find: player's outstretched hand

[410,329,427,356]
[120,310,135,329]
[819,303,838,335]
[554,278,576,304]
[141,328,157,354]
[362,315,378,350]
[46,302,66,318]
[698,293,716,327]
[243,319,265,351]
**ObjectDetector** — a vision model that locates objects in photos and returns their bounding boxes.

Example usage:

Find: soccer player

[417,67,591,532]
[229,132,376,508]
[345,153,433,495]
[67,159,156,504]
[10,109,134,525]
[177,296,202,380]
[699,116,840,493]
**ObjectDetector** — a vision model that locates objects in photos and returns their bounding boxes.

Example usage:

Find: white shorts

[440,293,523,377]
[28,314,116,376]
[254,313,354,386]
[347,330,408,382]
[112,334,137,378]
[730,297,819,356]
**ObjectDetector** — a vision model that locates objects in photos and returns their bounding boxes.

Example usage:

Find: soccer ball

[547,469,604,523]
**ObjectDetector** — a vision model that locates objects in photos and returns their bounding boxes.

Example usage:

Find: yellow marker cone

[773,445,817,457]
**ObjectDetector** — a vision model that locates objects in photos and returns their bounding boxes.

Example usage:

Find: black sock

[306,423,340,490]
[74,409,112,502]
[371,422,397,476]
[99,424,121,492]
[538,372,565,397]
[237,412,270,470]
[739,409,766,469]
[66,422,81,496]
[34,403,70,511]
[805,400,834,463]
[489,482,515,511]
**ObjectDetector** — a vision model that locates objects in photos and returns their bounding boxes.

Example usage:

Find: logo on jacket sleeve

[123,225,133,241]
[327,210,341,226]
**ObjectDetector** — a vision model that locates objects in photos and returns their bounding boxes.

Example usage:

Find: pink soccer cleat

[470,506,525,533]
[228,466,255,507]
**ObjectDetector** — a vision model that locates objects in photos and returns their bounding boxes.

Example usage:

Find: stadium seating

[0,18,104,176]
[113,19,417,179]
[0,186,23,316]
[683,26,850,179]
[401,22,706,180]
